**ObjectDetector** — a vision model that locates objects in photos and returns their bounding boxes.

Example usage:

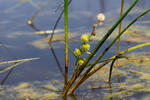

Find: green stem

[116,0,124,82]
[117,0,124,56]
[64,0,68,90]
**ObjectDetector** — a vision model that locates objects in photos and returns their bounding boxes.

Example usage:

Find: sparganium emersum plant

[62,0,150,96]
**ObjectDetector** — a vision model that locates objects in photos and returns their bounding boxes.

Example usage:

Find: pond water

[0,0,150,100]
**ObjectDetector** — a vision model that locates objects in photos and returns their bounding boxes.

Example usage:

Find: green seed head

[81,34,89,43]
[78,59,84,65]
[81,43,90,52]
[74,48,82,56]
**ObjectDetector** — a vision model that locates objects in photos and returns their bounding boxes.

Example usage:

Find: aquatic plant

[61,0,150,96]
[64,0,69,91]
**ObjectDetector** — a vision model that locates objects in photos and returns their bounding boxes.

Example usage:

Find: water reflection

[4,0,40,13]
[27,0,57,31]
[27,0,73,78]
[0,42,17,85]
[99,0,105,12]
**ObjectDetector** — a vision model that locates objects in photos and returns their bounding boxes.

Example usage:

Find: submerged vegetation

[0,0,150,99]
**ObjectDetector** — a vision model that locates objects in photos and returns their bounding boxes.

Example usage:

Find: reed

[64,0,69,90]
[115,0,124,83]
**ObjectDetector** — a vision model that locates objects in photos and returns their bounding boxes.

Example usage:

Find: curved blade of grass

[0,58,39,73]
[86,55,127,67]
[108,56,119,86]
[90,42,150,75]
[118,42,150,56]
[0,58,39,65]
[0,57,39,74]
[0,42,19,85]
[0,62,25,74]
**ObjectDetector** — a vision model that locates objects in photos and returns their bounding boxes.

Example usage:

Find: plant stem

[64,0,68,89]
[68,59,112,94]
[108,57,118,86]
[116,0,124,83]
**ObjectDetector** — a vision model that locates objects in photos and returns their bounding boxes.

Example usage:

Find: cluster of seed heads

[74,13,105,65]
[74,34,90,65]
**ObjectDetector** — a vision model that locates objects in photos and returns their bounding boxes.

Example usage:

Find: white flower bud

[97,13,105,22]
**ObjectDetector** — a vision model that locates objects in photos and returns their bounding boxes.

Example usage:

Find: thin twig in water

[27,0,56,32]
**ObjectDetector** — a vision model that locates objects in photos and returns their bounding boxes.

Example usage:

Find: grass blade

[0,58,39,65]
[0,58,39,74]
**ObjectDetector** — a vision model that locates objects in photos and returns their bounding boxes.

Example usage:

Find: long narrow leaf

[89,42,150,76]
[0,62,25,74]
[0,58,39,74]
[0,58,39,65]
